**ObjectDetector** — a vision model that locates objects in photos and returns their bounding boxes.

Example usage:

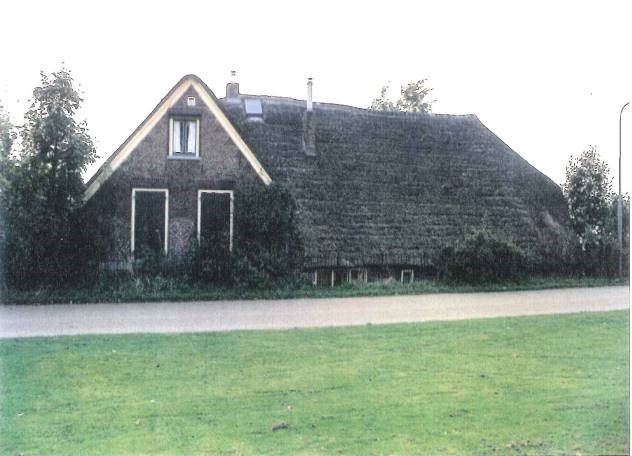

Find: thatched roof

[221,95,567,268]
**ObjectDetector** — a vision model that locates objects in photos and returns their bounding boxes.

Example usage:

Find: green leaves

[560,147,630,275]
[2,68,97,288]
[369,79,436,113]
[232,183,304,287]
[563,146,612,248]
[435,230,528,284]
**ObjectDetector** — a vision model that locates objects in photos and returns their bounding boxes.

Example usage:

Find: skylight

[244,98,263,116]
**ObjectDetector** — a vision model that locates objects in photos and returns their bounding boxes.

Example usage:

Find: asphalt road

[0,286,628,338]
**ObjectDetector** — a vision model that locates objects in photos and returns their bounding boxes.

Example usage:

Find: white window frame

[131,188,169,255]
[312,269,335,287]
[348,268,368,283]
[401,269,414,284]
[169,117,200,157]
[197,190,234,252]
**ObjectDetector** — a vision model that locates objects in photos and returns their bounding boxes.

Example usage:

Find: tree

[606,192,630,274]
[3,69,97,288]
[369,85,396,111]
[370,79,435,113]
[0,103,13,162]
[0,102,16,195]
[607,193,629,239]
[563,146,613,249]
[561,146,626,276]
[0,103,16,290]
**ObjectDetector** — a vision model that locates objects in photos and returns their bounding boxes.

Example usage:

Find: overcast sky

[1,0,631,192]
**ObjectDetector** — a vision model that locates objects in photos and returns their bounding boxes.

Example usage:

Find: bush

[529,226,580,276]
[435,230,528,284]
[185,231,230,284]
[231,183,304,288]
[532,225,629,278]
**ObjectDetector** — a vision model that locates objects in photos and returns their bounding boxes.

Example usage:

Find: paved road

[0,286,628,338]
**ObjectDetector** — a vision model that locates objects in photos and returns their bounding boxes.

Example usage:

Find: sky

[1,0,631,192]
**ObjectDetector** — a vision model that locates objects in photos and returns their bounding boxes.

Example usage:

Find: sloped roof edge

[84,74,272,201]
[472,115,562,191]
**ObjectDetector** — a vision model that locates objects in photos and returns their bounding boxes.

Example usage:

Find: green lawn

[1,311,628,455]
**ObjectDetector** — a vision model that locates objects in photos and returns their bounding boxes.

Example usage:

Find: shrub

[231,183,304,288]
[190,233,231,284]
[530,226,581,276]
[435,230,528,284]
[532,223,629,278]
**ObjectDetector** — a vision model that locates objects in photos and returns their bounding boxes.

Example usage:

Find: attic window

[244,98,263,120]
[169,117,199,157]
[187,96,196,107]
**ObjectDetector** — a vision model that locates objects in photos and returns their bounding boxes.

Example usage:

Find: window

[313,269,335,287]
[169,117,199,156]
[313,269,349,287]
[186,96,196,107]
[197,190,234,252]
[348,268,367,283]
[131,189,169,256]
[401,269,414,284]
[244,98,263,121]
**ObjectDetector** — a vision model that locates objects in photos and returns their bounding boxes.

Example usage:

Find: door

[132,189,167,257]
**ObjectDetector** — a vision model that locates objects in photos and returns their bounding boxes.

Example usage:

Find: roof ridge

[221,93,476,119]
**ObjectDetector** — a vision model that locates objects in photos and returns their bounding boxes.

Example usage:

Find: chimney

[226,70,240,102]
[302,77,316,156]
[306,77,313,111]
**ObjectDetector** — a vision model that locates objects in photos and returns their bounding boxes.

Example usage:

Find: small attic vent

[244,98,263,119]
[187,96,196,107]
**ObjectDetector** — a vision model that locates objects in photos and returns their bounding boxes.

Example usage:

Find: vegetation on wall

[129,182,304,289]
[232,183,304,287]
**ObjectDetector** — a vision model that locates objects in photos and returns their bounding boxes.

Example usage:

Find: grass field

[2,275,627,304]
[0,311,628,455]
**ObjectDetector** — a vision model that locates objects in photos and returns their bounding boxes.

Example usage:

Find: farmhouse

[85,74,567,284]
